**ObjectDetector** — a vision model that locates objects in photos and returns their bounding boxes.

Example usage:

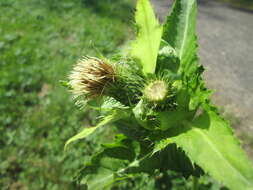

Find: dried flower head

[69,56,115,98]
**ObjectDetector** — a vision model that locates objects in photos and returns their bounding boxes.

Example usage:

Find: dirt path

[151,0,253,156]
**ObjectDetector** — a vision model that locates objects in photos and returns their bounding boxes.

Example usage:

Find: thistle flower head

[69,56,115,98]
[143,80,168,102]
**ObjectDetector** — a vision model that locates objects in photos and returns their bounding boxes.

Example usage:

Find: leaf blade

[170,110,253,190]
[76,135,140,189]
[131,0,162,74]
[64,111,127,150]
[162,0,198,74]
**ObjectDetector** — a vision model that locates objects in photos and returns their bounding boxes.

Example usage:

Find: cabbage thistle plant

[65,0,253,189]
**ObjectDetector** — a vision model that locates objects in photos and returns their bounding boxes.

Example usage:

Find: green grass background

[0,0,134,189]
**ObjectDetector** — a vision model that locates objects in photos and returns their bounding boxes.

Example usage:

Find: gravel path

[151,0,253,137]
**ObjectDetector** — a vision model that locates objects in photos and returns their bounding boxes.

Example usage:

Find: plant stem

[192,176,199,190]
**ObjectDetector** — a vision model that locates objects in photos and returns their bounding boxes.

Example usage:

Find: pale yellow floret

[144,80,168,102]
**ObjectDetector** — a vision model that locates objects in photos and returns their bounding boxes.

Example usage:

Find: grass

[0,0,133,189]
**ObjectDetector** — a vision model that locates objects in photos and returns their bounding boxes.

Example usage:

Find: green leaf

[143,143,203,178]
[131,0,163,74]
[64,111,128,150]
[76,135,201,189]
[162,0,198,75]
[157,110,194,130]
[75,135,142,190]
[162,0,211,109]
[158,44,177,58]
[178,66,212,111]
[132,100,155,130]
[87,97,129,111]
[100,97,129,111]
[156,43,180,72]
[168,109,253,190]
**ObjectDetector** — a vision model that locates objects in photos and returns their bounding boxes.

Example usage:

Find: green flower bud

[143,80,168,102]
